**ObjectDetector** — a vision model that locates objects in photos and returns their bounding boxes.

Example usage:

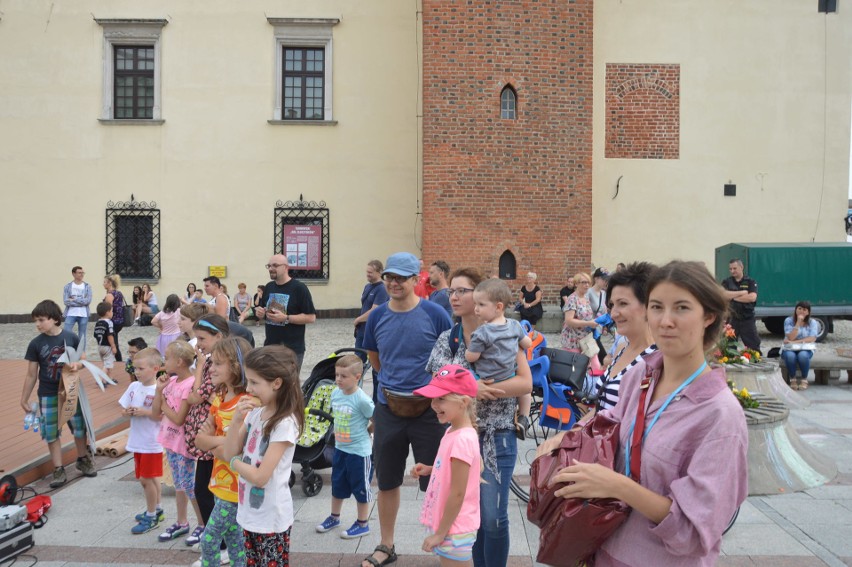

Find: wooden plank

[0,359,131,483]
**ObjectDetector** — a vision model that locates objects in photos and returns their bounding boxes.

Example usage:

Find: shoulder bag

[527,413,630,566]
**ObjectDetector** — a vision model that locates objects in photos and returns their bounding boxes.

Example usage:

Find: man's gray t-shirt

[468,318,526,382]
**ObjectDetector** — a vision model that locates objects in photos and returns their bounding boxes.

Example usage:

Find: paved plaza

[4,318,852,566]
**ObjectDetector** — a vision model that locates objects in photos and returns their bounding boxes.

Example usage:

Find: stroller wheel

[289,471,296,489]
[302,473,323,497]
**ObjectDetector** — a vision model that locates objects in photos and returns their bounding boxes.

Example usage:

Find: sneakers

[135,508,165,523]
[341,521,370,539]
[315,515,341,533]
[49,466,67,488]
[190,550,230,567]
[515,415,530,441]
[185,525,205,546]
[131,514,160,534]
[158,522,190,542]
[76,454,98,477]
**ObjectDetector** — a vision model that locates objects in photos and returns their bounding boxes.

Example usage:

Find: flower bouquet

[727,379,760,409]
[713,324,762,365]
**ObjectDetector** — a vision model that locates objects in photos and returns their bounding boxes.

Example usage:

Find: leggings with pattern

[243,527,291,567]
[199,498,245,567]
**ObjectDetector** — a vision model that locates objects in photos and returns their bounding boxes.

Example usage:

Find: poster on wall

[283,224,322,270]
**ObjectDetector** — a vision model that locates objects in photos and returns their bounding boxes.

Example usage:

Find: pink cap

[414,364,478,398]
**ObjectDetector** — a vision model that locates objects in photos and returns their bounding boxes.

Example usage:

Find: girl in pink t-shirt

[152,340,203,542]
[152,294,183,357]
[411,365,481,566]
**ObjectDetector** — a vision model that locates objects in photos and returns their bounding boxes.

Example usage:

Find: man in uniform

[721,258,760,351]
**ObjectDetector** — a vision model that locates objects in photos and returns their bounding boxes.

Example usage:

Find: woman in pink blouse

[544,260,748,566]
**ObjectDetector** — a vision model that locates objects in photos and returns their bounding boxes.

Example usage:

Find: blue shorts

[331,449,373,503]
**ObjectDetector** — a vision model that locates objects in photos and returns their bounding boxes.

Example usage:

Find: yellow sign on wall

[208,266,227,278]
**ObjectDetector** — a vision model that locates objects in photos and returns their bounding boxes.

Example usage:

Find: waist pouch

[383,388,432,418]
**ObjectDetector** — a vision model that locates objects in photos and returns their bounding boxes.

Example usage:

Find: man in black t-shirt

[255,254,317,371]
[721,258,760,351]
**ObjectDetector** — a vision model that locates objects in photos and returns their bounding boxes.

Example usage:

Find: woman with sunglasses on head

[561,272,602,373]
[594,262,658,412]
[544,261,748,566]
[426,268,532,567]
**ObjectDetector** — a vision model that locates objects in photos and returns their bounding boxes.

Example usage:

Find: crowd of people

[22,253,783,566]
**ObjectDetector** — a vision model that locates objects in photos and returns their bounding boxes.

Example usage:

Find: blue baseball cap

[382,252,420,277]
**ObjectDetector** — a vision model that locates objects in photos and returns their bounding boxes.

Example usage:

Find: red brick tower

[421,0,594,301]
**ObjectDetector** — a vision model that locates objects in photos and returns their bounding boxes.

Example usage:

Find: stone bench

[778,352,852,385]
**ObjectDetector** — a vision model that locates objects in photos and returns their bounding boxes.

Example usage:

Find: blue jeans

[782,349,814,380]
[64,315,88,350]
[472,429,516,567]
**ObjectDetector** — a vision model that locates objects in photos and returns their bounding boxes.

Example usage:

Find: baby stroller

[289,347,371,497]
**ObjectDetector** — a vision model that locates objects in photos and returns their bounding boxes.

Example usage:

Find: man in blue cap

[361,252,452,567]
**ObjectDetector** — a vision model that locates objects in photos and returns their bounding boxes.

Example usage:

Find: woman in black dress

[518,271,544,328]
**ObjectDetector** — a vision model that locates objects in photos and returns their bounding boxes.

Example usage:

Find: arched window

[498,250,517,279]
[500,86,517,119]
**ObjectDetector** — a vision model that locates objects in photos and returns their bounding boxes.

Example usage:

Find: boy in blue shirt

[316,355,375,539]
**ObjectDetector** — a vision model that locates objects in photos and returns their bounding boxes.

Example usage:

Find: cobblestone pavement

[3,316,851,369]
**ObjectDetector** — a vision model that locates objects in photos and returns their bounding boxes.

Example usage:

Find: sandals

[789,380,799,390]
[362,544,397,567]
[799,379,809,390]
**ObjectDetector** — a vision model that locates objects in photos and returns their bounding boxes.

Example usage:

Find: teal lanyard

[624,361,707,479]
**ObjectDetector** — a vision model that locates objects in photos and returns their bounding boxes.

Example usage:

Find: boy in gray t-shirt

[465,279,533,435]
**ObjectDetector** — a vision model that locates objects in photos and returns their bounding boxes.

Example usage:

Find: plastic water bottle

[23,401,38,431]
[33,414,40,433]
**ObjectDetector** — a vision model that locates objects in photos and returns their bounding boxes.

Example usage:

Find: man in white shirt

[62,266,92,350]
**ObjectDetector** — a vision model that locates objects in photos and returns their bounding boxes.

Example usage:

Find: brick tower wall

[421,0,594,303]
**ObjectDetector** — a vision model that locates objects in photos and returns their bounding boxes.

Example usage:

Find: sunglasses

[382,274,414,284]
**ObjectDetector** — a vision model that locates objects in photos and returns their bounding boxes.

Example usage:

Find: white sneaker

[189,550,229,567]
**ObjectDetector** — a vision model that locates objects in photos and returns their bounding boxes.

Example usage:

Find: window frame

[501,85,517,120]
[282,47,326,120]
[105,199,161,282]
[268,18,339,124]
[96,19,167,123]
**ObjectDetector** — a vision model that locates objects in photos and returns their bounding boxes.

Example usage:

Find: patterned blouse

[183,357,214,461]
[426,326,516,481]
[560,292,595,350]
[596,344,658,412]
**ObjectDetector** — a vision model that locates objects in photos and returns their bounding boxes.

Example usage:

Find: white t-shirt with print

[119,382,163,454]
[68,283,88,318]
[236,409,298,534]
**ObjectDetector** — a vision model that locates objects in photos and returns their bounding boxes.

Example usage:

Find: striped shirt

[596,344,657,411]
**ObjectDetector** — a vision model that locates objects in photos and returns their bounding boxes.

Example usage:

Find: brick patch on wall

[605,63,680,159]
[421,0,594,301]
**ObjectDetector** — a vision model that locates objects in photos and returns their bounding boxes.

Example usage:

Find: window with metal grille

[106,200,161,280]
[501,86,517,119]
[274,198,330,281]
[283,48,325,120]
[114,46,155,119]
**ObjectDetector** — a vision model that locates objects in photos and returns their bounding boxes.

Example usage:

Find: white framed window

[268,18,339,124]
[95,19,167,123]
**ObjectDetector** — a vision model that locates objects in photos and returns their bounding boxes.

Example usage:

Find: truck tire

[812,317,829,343]
[763,317,785,337]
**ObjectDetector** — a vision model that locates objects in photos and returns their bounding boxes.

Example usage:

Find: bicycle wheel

[510,474,529,503]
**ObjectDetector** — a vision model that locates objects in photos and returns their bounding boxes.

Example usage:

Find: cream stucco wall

[592,0,852,270]
[0,0,421,314]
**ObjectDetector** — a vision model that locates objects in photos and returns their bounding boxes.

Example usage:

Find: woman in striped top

[595,262,658,412]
